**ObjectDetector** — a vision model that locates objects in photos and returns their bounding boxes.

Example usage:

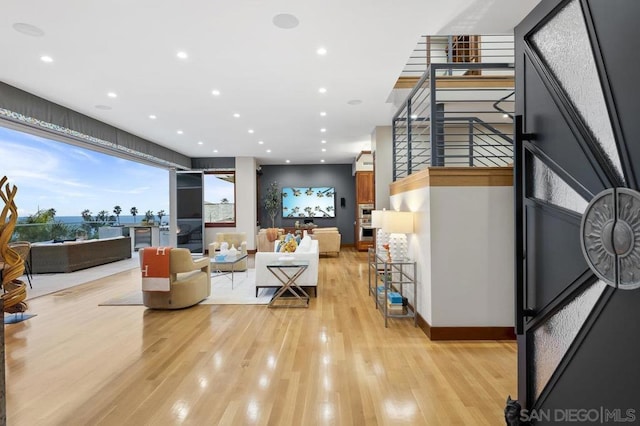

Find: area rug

[99,269,276,306]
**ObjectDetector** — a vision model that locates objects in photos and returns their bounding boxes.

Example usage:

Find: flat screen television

[282,186,335,218]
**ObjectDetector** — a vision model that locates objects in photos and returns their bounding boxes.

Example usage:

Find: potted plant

[264,182,281,242]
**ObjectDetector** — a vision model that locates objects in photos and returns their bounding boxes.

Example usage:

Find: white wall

[391,186,433,325]
[390,181,514,328]
[372,126,393,210]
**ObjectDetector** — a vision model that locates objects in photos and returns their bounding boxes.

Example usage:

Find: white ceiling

[0,0,539,166]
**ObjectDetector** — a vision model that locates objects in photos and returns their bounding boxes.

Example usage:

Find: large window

[204,172,235,226]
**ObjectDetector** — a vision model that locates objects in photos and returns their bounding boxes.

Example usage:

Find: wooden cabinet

[355,170,374,251]
[356,171,374,204]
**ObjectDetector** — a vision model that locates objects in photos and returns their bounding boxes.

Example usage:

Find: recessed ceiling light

[273,13,299,29]
[320,128,326,133]
[107,92,117,98]
[266,149,272,153]
[213,149,218,153]
[322,148,326,152]
[321,140,327,144]
[177,51,188,59]
[503,113,510,118]
[94,105,111,110]
[248,129,254,134]
[318,88,327,94]
[286,160,291,164]
[211,89,221,96]
[13,23,45,37]
[347,99,362,105]
[320,111,327,117]
[320,159,325,163]
[316,47,327,56]
[197,141,203,145]
[40,55,53,63]
[233,113,240,118]
[149,114,157,120]
[177,130,183,135]
[258,141,264,145]
[410,114,418,119]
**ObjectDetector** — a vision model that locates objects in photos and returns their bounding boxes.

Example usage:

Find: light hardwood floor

[5,248,516,425]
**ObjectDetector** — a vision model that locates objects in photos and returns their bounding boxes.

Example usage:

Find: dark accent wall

[258,164,356,244]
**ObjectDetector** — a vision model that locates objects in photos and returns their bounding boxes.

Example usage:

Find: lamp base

[388,233,407,262]
[376,229,389,252]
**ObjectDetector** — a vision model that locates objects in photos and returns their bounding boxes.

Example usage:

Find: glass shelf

[368,248,417,328]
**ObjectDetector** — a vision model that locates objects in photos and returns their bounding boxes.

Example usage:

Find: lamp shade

[382,211,414,234]
[371,210,386,228]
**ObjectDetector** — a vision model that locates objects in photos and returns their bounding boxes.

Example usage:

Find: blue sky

[0,126,169,218]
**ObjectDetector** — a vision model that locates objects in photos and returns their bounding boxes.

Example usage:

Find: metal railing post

[429,66,438,166]
[392,118,397,181]
[407,99,412,175]
[468,119,474,167]
[447,36,453,75]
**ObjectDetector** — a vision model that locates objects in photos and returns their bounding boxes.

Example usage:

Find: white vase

[228,244,238,257]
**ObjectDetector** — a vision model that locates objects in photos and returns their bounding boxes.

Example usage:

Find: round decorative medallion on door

[581,188,640,290]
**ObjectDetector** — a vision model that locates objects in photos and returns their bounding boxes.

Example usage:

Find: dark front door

[515,0,640,422]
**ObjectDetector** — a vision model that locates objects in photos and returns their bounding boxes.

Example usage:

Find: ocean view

[18,215,170,225]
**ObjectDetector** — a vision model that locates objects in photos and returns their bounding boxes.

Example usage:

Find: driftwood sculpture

[0,176,27,313]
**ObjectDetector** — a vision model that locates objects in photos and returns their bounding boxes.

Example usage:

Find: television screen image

[282,187,335,218]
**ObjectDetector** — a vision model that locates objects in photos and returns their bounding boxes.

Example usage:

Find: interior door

[515,0,640,420]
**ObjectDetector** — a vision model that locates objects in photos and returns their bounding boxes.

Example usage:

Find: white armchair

[208,232,248,271]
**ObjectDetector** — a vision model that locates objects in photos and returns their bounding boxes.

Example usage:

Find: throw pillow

[280,238,298,253]
[296,235,313,253]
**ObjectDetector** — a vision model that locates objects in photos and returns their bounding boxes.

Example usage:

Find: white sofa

[254,239,319,296]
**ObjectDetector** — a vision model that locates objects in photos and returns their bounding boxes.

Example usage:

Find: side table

[266,260,310,308]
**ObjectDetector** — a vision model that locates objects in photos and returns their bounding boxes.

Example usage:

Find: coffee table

[210,254,248,288]
[266,260,310,308]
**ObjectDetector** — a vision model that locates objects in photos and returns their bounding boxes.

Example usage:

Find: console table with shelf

[368,248,417,327]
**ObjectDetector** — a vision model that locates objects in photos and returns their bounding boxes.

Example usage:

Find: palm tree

[97,210,109,223]
[113,205,122,224]
[144,210,154,223]
[130,206,138,223]
[81,209,93,221]
[157,209,165,224]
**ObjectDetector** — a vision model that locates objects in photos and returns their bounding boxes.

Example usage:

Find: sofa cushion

[313,227,339,233]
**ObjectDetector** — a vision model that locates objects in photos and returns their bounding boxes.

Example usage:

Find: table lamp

[371,209,388,252]
[383,211,414,261]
